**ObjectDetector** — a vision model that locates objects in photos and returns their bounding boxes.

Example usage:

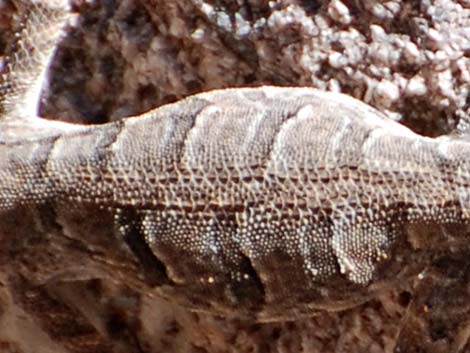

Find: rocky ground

[0,0,469,352]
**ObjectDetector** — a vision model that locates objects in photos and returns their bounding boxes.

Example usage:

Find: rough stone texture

[0,0,469,352]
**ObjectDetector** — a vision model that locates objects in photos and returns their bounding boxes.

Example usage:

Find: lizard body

[2,1,470,351]
[2,46,470,322]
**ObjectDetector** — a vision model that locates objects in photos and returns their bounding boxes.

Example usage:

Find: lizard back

[2,86,469,320]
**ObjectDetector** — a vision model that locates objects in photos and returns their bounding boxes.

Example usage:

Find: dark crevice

[116,208,172,287]
[230,253,266,311]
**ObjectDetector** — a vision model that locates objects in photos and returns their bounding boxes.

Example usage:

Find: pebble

[374,80,400,107]
[405,77,427,96]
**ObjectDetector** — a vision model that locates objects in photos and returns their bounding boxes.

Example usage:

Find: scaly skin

[2,1,470,352]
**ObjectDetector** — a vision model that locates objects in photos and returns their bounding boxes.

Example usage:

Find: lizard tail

[0,0,82,143]
[0,0,72,119]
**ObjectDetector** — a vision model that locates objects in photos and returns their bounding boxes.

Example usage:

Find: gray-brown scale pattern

[2,84,470,321]
[3,4,470,350]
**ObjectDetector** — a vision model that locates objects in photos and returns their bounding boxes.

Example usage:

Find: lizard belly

[113,189,430,321]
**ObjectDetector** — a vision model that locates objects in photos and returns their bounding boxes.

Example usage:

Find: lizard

[1,0,470,352]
